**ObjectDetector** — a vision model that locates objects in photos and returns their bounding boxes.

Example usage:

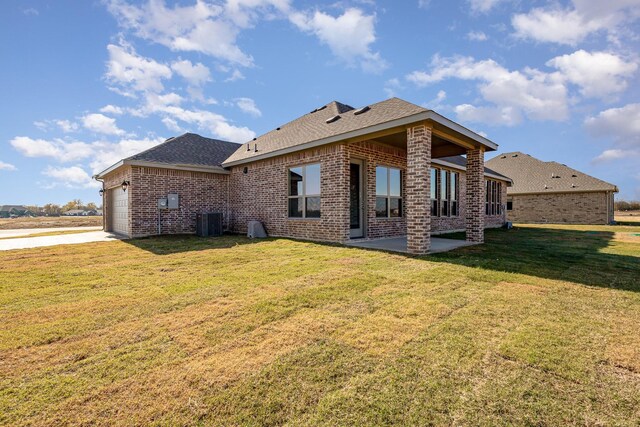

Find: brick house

[96,97,511,254]
[485,152,618,224]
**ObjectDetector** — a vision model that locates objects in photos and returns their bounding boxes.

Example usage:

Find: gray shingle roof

[224,98,428,165]
[127,133,240,168]
[436,155,511,182]
[485,152,618,194]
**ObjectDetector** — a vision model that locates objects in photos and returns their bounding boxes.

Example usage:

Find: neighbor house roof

[223,97,498,167]
[485,152,618,194]
[96,133,240,178]
[434,156,512,184]
[0,205,29,212]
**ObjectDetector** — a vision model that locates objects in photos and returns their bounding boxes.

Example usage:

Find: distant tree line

[26,200,101,216]
[615,200,640,211]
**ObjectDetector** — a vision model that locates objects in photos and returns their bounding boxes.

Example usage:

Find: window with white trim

[288,164,321,218]
[375,166,402,218]
[485,179,502,216]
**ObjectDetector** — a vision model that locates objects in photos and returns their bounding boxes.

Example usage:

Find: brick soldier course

[97,97,509,254]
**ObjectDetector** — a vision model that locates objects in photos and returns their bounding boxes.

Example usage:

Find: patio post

[466,147,485,242]
[406,124,431,254]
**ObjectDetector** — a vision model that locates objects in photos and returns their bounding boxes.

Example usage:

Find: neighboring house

[0,205,32,218]
[96,97,510,254]
[486,152,618,225]
[63,209,87,216]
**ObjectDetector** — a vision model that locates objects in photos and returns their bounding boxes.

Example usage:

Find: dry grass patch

[0,216,102,229]
[1,226,639,425]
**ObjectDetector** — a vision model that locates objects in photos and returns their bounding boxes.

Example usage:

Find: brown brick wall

[228,143,351,242]
[102,166,229,237]
[507,191,613,224]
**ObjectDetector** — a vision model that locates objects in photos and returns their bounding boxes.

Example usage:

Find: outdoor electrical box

[168,193,179,209]
[157,198,168,209]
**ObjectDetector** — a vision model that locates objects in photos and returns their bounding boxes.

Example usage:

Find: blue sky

[1,0,639,206]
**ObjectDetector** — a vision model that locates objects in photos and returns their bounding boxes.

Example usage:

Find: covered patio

[345,235,478,254]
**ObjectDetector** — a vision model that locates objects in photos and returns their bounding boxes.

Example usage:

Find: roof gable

[223,97,428,165]
[486,152,617,194]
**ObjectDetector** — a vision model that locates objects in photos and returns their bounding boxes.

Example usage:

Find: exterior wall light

[99,188,105,197]
[121,180,130,192]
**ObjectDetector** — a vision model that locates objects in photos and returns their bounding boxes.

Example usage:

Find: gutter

[95,159,230,179]
[222,110,498,168]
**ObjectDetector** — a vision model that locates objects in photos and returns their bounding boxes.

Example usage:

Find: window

[440,169,449,217]
[450,172,459,216]
[430,167,458,217]
[376,166,402,218]
[288,164,321,218]
[485,179,503,216]
[507,197,513,211]
[430,168,438,216]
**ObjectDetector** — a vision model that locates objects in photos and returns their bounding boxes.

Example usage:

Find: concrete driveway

[0,228,123,251]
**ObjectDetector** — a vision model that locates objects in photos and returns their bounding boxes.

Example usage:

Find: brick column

[406,125,431,254]
[466,147,484,242]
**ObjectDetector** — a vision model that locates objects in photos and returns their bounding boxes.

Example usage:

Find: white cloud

[424,90,447,110]
[10,136,94,162]
[585,103,640,164]
[225,69,245,82]
[592,149,638,163]
[0,161,17,171]
[157,105,255,142]
[469,0,505,13]
[89,137,165,173]
[161,117,183,133]
[418,0,431,9]
[383,78,403,98]
[171,59,211,86]
[42,166,101,189]
[105,0,277,66]
[82,113,126,136]
[290,8,387,72]
[105,41,172,94]
[546,50,637,99]
[467,31,488,41]
[585,103,640,143]
[56,119,79,133]
[100,105,124,115]
[406,55,568,125]
[235,97,262,117]
[23,7,39,16]
[512,1,640,45]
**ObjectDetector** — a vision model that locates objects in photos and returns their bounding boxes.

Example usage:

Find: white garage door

[111,187,129,236]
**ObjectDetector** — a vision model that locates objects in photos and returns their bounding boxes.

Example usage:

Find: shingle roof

[485,152,618,194]
[0,205,29,212]
[436,155,512,182]
[224,98,428,165]
[126,133,240,168]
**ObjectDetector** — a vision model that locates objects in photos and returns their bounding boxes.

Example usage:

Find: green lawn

[1,224,639,426]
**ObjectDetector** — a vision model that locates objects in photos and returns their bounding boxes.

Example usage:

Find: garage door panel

[111,188,129,235]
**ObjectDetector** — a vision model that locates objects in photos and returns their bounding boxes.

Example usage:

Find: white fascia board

[432,158,513,184]
[95,160,229,178]
[222,111,498,167]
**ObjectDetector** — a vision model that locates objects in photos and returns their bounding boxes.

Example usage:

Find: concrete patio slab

[0,230,123,251]
[345,236,478,254]
[0,226,102,239]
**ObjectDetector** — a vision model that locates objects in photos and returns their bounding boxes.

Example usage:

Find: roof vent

[276,127,281,131]
[165,137,175,142]
[246,144,250,151]
[512,154,518,157]
[353,106,370,115]
[309,108,318,114]
[254,144,258,152]
[572,174,577,177]
[571,183,576,188]
[544,185,548,189]
[500,155,506,159]
[317,105,327,112]
[253,137,257,141]
[326,115,341,124]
